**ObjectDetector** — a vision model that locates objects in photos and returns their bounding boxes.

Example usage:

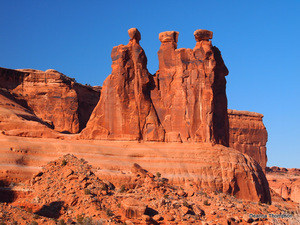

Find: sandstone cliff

[81,28,165,141]
[82,29,229,145]
[0,67,100,134]
[152,30,229,145]
[228,109,268,171]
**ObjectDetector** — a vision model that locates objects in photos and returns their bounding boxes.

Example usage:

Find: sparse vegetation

[84,189,91,195]
[32,214,39,219]
[106,208,113,217]
[61,159,67,166]
[203,200,210,206]
[119,184,126,193]
[58,219,66,225]
[100,185,107,191]
[183,200,190,208]
[156,172,161,178]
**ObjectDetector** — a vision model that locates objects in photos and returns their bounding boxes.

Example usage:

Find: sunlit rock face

[0,67,100,134]
[151,29,229,145]
[228,109,268,171]
[83,28,229,145]
[81,28,165,141]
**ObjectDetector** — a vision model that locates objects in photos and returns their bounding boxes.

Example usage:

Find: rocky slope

[0,136,270,203]
[228,109,268,171]
[0,154,298,225]
[0,67,100,134]
[267,167,300,203]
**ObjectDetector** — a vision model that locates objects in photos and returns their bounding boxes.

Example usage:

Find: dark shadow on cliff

[0,180,16,203]
[73,83,101,132]
[35,201,64,219]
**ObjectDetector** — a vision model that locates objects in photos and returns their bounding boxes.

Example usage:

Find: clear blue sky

[1,1,299,168]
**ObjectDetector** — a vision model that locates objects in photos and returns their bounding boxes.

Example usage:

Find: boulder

[121,197,147,219]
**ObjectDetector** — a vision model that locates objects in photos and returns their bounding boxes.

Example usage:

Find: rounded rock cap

[128,28,141,42]
[194,29,213,41]
[159,31,179,43]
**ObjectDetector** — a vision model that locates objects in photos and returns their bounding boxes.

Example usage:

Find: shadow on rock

[0,180,15,203]
[35,201,64,219]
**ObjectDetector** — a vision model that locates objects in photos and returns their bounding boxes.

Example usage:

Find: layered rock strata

[0,136,271,203]
[228,109,268,170]
[81,28,165,141]
[151,29,229,144]
[0,67,100,134]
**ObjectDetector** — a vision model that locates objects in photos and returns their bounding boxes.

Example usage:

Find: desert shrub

[106,208,113,217]
[32,214,39,219]
[76,214,84,223]
[183,200,190,208]
[84,189,91,195]
[30,222,38,225]
[58,219,66,225]
[100,185,107,191]
[119,185,126,193]
[156,172,161,178]
[61,159,67,166]
[203,200,210,206]
[82,217,93,225]
[164,194,169,199]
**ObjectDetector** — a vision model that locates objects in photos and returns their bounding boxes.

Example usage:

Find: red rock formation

[228,109,268,171]
[0,136,271,203]
[0,67,100,134]
[81,28,165,141]
[0,87,60,138]
[151,29,229,144]
[266,167,300,203]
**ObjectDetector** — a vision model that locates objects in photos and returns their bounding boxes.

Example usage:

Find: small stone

[153,214,162,221]
[63,169,73,178]
[181,206,189,215]
[243,214,254,223]
[177,190,186,197]
[165,214,175,221]
[142,215,151,221]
